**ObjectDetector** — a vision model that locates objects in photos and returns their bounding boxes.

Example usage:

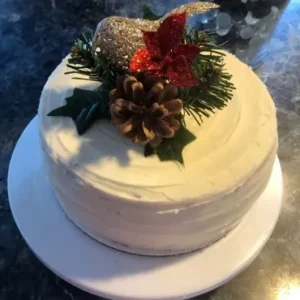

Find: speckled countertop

[1,0,300,299]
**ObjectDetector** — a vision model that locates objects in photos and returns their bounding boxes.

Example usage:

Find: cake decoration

[92,2,219,70]
[48,2,235,164]
[110,75,183,146]
[129,13,200,87]
[40,2,278,256]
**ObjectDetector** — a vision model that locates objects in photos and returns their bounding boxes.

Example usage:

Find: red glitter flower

[130,13,200,87]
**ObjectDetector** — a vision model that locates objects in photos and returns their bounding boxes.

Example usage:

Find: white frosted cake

[38,52,277,256]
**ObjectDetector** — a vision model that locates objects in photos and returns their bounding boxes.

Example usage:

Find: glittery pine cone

[110,75,183,146]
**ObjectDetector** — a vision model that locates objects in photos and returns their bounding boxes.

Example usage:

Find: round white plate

[8,117,283,300]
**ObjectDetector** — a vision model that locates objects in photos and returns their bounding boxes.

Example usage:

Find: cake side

[41,138,276,255]
[38,52,278,255]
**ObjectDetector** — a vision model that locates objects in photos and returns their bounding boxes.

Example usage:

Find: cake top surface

[39,52,277,203]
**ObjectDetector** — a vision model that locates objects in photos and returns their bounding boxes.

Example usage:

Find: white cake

[38,52,277,256]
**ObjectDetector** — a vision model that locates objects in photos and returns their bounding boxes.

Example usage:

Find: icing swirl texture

[38,53,277,256]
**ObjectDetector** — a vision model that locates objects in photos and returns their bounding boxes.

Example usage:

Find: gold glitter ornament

[92,2,219,71]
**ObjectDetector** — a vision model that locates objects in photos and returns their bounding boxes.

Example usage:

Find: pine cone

[110,74,183,146]
[71,46,79,56]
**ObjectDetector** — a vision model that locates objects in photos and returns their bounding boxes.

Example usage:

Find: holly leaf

[142,4,162,21]
[48,88,110,135]
[144,125,196,164]
[144,143,155,157]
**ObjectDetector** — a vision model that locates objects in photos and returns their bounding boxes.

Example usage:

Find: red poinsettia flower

[130,13,200,87]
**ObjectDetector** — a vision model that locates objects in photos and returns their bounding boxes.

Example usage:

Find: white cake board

[8,117,283,300]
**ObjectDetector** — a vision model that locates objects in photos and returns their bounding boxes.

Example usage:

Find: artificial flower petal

[130,12,200,88]
[157,13,187,57]
[142,30,160,58]
[174,44,200,64]
[167,55,198,87]
[130,48,162,73]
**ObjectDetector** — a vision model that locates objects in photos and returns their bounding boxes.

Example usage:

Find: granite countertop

[1,0,300,299]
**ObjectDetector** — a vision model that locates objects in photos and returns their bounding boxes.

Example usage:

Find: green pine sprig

[181,28,235,125]
[68,32,94,67]
[66,32,121,86]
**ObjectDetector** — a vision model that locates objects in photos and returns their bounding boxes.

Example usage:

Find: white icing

[38,53,278,256]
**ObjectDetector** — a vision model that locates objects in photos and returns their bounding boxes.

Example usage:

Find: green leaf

[144,144,155,157]
[48,105,78,119]
[142,4,162,21]
[65,88,108,106]
[145,125,196,164]
[48,88,110,135]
